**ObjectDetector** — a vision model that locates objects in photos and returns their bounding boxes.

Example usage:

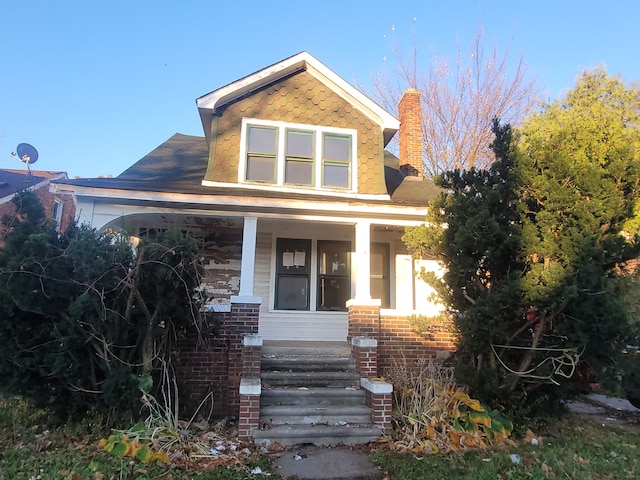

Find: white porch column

[237,216,258,298]
[354,220,372,301]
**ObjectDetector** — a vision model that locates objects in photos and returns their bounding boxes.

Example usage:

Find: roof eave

[196,52,399,145]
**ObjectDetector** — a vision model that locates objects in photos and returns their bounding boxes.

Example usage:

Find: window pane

[276,276,309,310]
[319,248,349,275]
[287,130,313,158]
[318,277,350,310]
[248,126,276,154]
[246,155,275,182]
[323,163,349,188]
[285,160,313,185]
[324,134,350,161]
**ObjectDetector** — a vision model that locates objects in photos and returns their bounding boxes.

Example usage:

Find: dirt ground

[566,393,640,434]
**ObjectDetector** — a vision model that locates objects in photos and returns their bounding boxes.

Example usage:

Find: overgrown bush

[0,191,204,419]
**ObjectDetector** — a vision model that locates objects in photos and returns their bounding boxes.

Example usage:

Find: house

[52,52,456,443]
[0,168,76,242]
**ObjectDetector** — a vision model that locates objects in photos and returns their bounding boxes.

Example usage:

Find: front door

[274,238,351,311]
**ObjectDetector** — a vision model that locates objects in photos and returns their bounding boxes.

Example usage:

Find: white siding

[393,247,443,315]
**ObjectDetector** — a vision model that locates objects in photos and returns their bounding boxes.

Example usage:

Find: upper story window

[240,118,357,191]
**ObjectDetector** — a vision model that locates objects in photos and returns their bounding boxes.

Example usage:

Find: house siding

[0,183,75,244]
[205,70,386,195]
[199,221,243,305]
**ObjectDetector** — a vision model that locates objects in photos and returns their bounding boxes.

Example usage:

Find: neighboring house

[52,52,456,439]
[0,168,76,242]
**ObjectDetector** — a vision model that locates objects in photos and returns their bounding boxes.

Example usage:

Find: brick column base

[351,337,378,377]
[238,378,261,441]
[243,334,262,376]
[361,378,393,430]
[347,301,381,343]
[226,299,260,416]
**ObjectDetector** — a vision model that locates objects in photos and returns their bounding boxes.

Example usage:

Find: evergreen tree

[404,69,640,414]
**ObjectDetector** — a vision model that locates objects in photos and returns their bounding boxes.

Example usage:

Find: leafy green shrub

[0,191,205,419]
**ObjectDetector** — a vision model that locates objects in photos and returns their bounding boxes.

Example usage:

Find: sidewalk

[585,393,640,412]
[269,445,382,480]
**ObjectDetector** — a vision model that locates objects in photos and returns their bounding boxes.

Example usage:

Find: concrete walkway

[269,445,382,480]
[267,394,639,479]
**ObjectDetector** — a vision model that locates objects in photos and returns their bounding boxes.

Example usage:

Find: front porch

[176,296,456,444]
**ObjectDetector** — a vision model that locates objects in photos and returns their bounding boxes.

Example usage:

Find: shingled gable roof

[53,133,438,207]
[0,169,68,203]
[196,51,400,147]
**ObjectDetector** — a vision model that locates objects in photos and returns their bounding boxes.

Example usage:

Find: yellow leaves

[98,432,169,464]
[469,409,492,429]
[452,390,484,412]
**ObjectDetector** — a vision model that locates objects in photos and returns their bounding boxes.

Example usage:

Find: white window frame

[238,118,358,192]
[52,199,63,232]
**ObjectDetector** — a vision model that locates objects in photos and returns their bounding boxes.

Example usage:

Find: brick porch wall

[176,301,260,418]
[347,302,457,375]
[378,313,457,374]
[176,311,230,417]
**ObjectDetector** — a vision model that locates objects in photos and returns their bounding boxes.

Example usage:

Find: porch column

[238,216,258,298]
[354,220,371,301]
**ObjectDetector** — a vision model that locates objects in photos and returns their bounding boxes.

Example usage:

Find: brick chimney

[398,88,423,178]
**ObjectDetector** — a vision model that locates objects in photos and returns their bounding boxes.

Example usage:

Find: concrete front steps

[252,342,383,446]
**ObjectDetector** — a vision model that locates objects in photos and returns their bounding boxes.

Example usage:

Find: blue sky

[1,1,638,178]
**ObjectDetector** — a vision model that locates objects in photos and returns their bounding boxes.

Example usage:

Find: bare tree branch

[369,27,539,178]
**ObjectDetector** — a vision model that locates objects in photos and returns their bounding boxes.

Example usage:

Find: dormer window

[240,118,356,191]
[246,126,277,182]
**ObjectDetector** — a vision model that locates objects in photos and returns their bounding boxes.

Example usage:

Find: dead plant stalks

[383,354,513,455]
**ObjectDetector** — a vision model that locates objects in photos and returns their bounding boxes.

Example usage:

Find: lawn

[371,413,640,480]
[0,397,271,480]
[1,396,639,480]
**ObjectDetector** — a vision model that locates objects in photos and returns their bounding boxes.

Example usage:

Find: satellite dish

[16,143,38,166]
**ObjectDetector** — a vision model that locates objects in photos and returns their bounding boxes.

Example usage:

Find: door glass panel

[317,241,350,311]
[275,238,311,310]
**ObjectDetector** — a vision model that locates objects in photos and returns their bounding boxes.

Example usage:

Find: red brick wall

[347,303,457,376]
[176,303,260,418]
[347,304,380,341]
[0,184,75,243]
[378,313,456,374]
[176,312,231,417]
[364,389,393,429]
